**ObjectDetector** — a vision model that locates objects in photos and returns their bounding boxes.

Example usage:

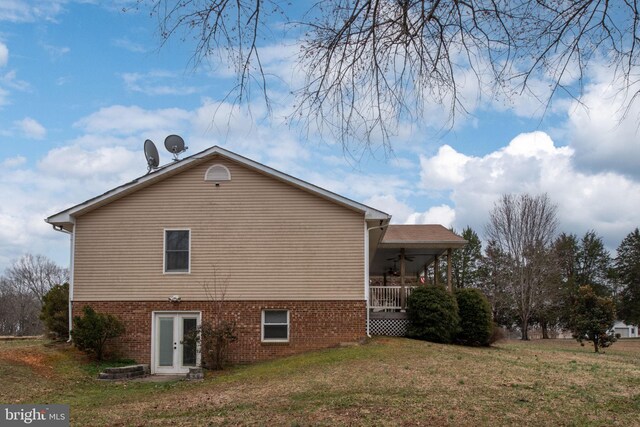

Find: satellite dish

[144,139,160,173]
[164,134,188,160]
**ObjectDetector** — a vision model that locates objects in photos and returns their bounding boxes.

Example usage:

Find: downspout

[51,223,74,342]
[67,222,75,342]
[365,222,390,338]
[364,222,370,337]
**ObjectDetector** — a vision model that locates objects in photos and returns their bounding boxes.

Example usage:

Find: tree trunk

[521,318,529,340]
[541,319,549,339]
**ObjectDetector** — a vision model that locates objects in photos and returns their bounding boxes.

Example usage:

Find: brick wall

[71,300,366,365]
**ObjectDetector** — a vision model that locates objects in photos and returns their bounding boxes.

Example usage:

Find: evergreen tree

[570,286,617,353]
[616,228,640,325]
[451,226,483,289]
[576,231,612,295]
[40,283,69,340]
[554,233,579,327]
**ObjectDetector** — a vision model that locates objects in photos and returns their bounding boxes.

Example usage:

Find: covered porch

[367,225,467,335]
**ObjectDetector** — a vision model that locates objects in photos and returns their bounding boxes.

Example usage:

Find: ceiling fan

[387,254,415,263]
[385,261,400,277]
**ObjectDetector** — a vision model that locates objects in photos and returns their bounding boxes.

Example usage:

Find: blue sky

[0,1,639,271]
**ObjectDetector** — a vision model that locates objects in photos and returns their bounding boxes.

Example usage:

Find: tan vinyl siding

[73,157,364,301]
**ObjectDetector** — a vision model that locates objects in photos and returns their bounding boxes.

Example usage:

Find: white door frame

[150,311,201,375]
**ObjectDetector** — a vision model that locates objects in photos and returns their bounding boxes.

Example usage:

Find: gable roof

[46,146,390,231]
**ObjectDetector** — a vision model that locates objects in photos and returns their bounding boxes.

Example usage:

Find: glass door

[154,312,200,374]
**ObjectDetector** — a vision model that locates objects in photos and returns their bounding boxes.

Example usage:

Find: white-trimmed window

[204,164,231,182]
[262,310,289,342]
[164,229,190,273]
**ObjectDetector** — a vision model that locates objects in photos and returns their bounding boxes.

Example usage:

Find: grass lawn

[0,337,639,426]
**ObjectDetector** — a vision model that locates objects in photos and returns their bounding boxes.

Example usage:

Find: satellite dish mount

[164,134,188,161]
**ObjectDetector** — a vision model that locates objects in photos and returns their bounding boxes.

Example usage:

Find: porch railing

[370,286,417,311]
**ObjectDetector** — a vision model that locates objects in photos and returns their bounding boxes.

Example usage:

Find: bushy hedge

[406,285,460,343]
[71,306,124,361]
[455,288,493,346]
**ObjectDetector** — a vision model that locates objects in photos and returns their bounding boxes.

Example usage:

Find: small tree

[182,266,238,370]
[40,283,69,340]
[184,320,237,370]
[71,306,124,361]
[455,288,493,346]
[570,286,617,353]
[407,285,460,344]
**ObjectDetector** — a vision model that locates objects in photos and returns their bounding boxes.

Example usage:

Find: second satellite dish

[144,139,160,173]
[164,134,188,160]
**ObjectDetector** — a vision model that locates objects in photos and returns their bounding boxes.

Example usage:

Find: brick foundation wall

[71,300,366,365]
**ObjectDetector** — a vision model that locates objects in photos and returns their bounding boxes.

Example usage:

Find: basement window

[164,229,190,273]
[262,310,289,342]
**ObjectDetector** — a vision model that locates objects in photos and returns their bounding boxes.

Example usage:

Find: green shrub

[40,283,69,341]
[71,306,124,361]
[455,288,493,346]
[406,285,460,343]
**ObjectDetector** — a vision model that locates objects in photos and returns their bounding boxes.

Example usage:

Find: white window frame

[261,309,290,343]
[204,164,231,182]
[163,228,191,274]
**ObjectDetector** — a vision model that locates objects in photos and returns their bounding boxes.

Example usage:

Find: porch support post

[434,254,439,286]
[447,248,453,293]
[400,248,406,311]
[423,262,429,286]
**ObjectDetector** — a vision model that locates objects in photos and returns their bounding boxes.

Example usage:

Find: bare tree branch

[136,0,640,155]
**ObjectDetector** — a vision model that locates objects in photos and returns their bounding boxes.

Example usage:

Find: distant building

[612,321,639,338]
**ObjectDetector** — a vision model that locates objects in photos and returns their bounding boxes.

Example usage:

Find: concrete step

[98,364,150,380]
[103,364,149,374]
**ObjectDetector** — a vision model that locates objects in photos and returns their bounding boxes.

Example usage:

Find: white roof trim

[46,146,390,226]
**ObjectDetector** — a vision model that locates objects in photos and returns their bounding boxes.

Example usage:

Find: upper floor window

[164,229,190,273]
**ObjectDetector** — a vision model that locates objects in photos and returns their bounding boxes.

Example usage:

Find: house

[612,321,639,338]
[46,146,466,374]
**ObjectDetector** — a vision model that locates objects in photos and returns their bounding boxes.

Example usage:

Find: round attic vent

[204,164,231,182]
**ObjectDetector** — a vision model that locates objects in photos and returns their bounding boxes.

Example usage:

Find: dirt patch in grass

[0,346,61,378]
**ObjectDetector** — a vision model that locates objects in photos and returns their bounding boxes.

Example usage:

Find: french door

[153,312,200,374]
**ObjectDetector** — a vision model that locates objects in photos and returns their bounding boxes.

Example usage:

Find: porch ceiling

[370,247,447,276]
[370,225,467,276]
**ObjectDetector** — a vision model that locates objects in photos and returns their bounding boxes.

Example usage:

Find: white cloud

[15,117,46,139]
[419,131,640,250]
[74,105,191,136]
[113,37,147,53]
[39,145,141,181]
[420,145,469,189]
[0,86,8,107]
[406,205,456,227]
[365,194,415,223]
[1,155,26,168]
[41,43,70,60]
[1,70,30,91]
[122,71,200,96]
[0,0,66,23]
[564,77,640,178]
[0,42,8,67]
